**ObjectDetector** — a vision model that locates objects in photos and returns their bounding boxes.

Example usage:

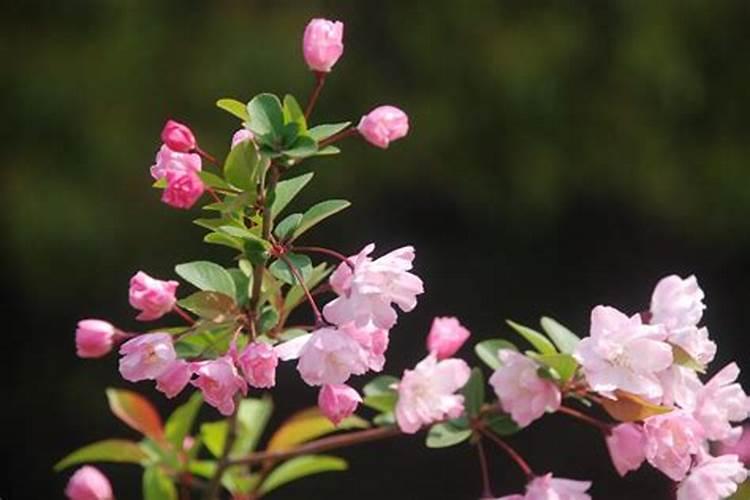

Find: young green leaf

[54,439,148,471]
[223,140,259,192]
[217,98,250,121]
[258,304,280,334]
[106,388,164,441]
[291,199,351,240]
[269,253,313,285]
[536,353,579,382]
[363,393,398,414]
[363,375,400,397]
[165,392,203,449]
[506,320,558,355]
[178,291,238,321]
[270,172,314,219]
[204,232,243,251]
[200,420,228,457]
[540,317,581,354]
[246,93,285,138]
[425,422,473,448]
[142,466,177,500]
[233,396,274,456]
[308,122,351,142]
[474,339,518,370]
[274,213,303,241]
[266,407,369,453]
[258,455,348,495]
[175,261,237,298]
[283,135,318,159]
[461,368,485,418]
[484,413,520,436]
[283,94,307,131]
[197,171,233,191]
[227,268,251,306]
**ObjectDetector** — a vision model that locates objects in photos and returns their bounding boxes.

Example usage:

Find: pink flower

[606,423,646,477]
[676,452,748,500]
[302,18,344,72]
[65,465,113,500]
[395,353,470,434]
[191,356,247,416]
[650,274,705,329]
[161,119,196,153]
[150,144,201,180]
[323,244,424,329]
[128,271,178,321]
[341,321,390,372]
[75,319,116,358]
[574,305,673,400]
[318,384,362,425]
[693,363,750,442]
[496,473,592,500]
[357,106,409,149]
[644,411,705,481]
[231,128,254,148]
[717,425,750,465]
[426,316,471,360]
[162,169,205,209]
[237,342,278,389]
[297,327,367,386]
[658,365,702,410]
[118,333,176,382]
[489,350,561,428]
[155,359,193,398]
[668,326,716,367]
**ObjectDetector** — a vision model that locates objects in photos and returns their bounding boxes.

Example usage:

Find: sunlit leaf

[246,93,285,138]
[599,390,672,422]
[178,291,238,321]
[217,98,250,121]
[308,122,351,142]
[143,466,177,500]
[536,353,579,382]
[54,439,148,471]
[474,339,518,370]
[426,422,472,448]
[540,317,580,354]
[267,407,369,453]
[165,392,203,448]
[506,320,557,355]
[106,388,164,441]
[270,172,314,219]
[175,261,237,298]
[223,140,259,192]
[291,199,351,240]
[259,455,348,495]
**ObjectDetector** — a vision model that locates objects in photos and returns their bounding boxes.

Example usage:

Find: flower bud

[606,423,646,477]
[357,106,409,149]
[65,466,113,500]
[128,271,178,321]
[318,384,362,425]
[161,119,196,153]
[162,169,205,209]
[426,316,471,359]
[303,18,344,72]
[231,128,254,148]
[75,319,116,359]
[237,342,278,388]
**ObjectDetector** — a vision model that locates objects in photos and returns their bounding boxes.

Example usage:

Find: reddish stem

[476,438,493,498]
[478,428,534,479]
[304,71,327,120]
[172,305,196,325]
[195,146,218,165]
[318,127,359,149]
[291,245,355,270]
[277,252,325,327]
[557,405,612,435]
[206,187,222,203]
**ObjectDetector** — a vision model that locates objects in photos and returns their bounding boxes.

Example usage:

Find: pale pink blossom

[489,350,561,428]
[717,425,750,465]
[341,321,390,372]
[75,319,116,358]
[274,333,312,361]
[231,128,254,148]
[118,333,176,382]
[191,356,247,416]
[426,316,471,360]
[658,365,702,410]
[155,359,193,398]
[669,326,716,367]
[161,119,196,152]
[644,411,705,481]
[650,274,705,329]
[606,423,646,476]
[150,144,201,180]
[297,327,367,386]
[237,342,278,388]
[693,363,750,442]
[162,169,205,209]
[302,18,344,72]
[65,465,113,500]
[574,305,672,400]
[395,353,470,434]
[676,452,748,500]
[128,271,178,321]
[357,106,409,149]
[496,473,592,500]
[318,383,362,425]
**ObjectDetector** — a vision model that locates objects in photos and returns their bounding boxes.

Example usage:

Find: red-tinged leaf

[266,407,369,453]
[54,439,148,471]
[107,388,164,441]
[599,390,672,422]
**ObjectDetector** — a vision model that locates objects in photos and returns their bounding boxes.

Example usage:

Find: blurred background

[3,0,749,498]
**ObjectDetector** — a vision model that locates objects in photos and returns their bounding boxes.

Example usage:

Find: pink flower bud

[426,316,471,359]
[318,384,362,425]
[65,466,113,500]
[75,319,116,358]
[118,333,176,382]
[606,423,646,477]
[302,18,344,72]
[128,271,178,321]
[162,169,205,209]
[155,359,194,398]
[356,106,409,149]
[161,119,196,153]
[231,129,254,148]
[191,356,247,415]
[150,144,201,180]
[237,342,278,388]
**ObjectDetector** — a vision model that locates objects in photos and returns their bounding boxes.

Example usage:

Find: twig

[477,427,534,480]
[318,127,358,149]
[291,245,355,270]
[476,438,493,498]
[277,252,324,327]
[557,405,612,435]
[203,394,242,499]
[304,71,326,120]
[173,305,196,325]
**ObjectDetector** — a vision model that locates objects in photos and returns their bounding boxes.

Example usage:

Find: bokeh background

[3,1,749,498]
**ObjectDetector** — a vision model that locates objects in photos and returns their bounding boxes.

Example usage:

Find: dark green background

[3,1,749,498]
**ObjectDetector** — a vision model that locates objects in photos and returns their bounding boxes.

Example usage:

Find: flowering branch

[291,245,355,269]
[276,251,325,327]
[477,427,534,480]
[556,405,611,435]
[305,71,326,120]
[476,438,493,498]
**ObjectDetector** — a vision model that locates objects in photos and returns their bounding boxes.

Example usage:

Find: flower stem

[304,71,326,120]
[478,427,534,479]
[195,146,218,165]
[172,305,196,325]
[318,127,358,149]
[291,245,355,270]
[277,252,325,327]
[557,405,612,435]
[476,438,493,498]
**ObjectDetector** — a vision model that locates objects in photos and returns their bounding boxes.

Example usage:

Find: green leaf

[223,140,259,191]
[175,261,237,297]
[227,268,251,306]
[153,177,167,188]
[204,232,243,251]
[536,353,579,382]
[217,98,250,121]
[189,460,217,478]
[283,135,318,159]
[269,253,313,285]
[308,122,351,142]
[506,320,558,355]
[274,213,303,241]
[363,393,397,414]
[244,238,269,267]
[174,325,234,359]
[258,305,279,334]
[484,413,520,436]
[165,392,203,449]
[106,388,164,441]
[247,93,285,138]
[178,291,238,321]
[283,94,307,131]
[292,199,351,240]
[540,317,581,354]
[426,422,473,448]
[462,368,485,418]
[363,375,400,397]
[267,407,369,453]
[200,420,228,457]
[259,455,348,495]
[233,396,274,456]
[474,339,518,370]
[197,171,232,191]
[270,172,314,219]
[143,466,177,500]
[315,145,341,156]
[54,439,148,471]
[672,344,706,373]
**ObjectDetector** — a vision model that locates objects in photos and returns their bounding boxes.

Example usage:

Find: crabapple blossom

[155,359,193,398]
[75,319,116,358]
[693,362,750,442]
[650,274,705,329]
[606,423,646,477]
[65,466,113,500]
[150,144,201,180]
[191,356,247,416]
[161,119,196,152]
[496,473,592,500]
[231,128,254,148]
[297,327,367,386]
[643,411,705,481]
[118,333,176,382]
[395,353,470,434]
[668,326,716,367]
[341,321,390,372]
[676,452,748,500]
[236,341,278,389]
[717,425,750,465]
[426,316,471,360]
[489,350,561,428]
[574,305,672,400]
[357,106,409,149]
[302,18,344,72]
[128,271,178,321]
[657,365,702,410]
[318,384,362,425]
[162,169,205,209]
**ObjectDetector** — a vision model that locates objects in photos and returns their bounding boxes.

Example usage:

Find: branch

[304,71,326,120]
[556,405,612,435]
[477,427,534,480]
[476,438,493,498]
[277,252,324,327]
[203,394,242,499]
